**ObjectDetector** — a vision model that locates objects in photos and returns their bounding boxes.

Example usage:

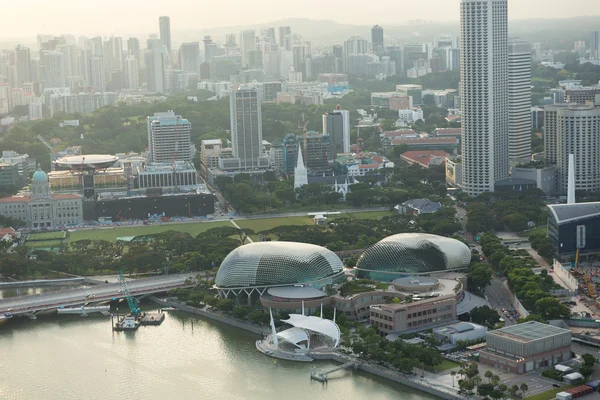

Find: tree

[534,297,571,320]
[519,383,528,397]
[470,306,501,328]
[467,262,493,295]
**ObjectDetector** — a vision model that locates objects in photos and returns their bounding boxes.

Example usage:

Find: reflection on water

[0,308,437,400]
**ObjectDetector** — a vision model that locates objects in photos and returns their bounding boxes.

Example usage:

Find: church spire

[293,145,308,190]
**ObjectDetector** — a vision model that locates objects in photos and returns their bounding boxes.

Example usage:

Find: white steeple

[294,146,308,190]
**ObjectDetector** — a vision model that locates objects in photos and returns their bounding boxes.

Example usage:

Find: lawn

[424,359,460,372]
[519,226,547,238]
[28,231,65,240]
[25,240,64,249]
[330,211,392,221]
[67,221,231,243]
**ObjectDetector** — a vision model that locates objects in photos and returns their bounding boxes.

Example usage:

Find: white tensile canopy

[282,314,341,347]
[276,327,310,349]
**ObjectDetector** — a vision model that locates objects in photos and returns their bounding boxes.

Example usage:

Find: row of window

[407,313,453,328]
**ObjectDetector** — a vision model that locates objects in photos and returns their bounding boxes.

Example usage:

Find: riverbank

[150,296,464,400]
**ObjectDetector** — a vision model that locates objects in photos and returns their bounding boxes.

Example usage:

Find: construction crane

[298,113,309,158]
[575,249,598,299]
[119,270,140,316]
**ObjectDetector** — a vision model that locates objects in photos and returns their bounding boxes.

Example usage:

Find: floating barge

[113,312,165,331]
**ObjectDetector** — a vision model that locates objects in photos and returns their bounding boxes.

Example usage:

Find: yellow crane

[576,248,598,299]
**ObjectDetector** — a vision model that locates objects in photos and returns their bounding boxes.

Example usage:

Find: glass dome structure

[215,242,344,288]
[355,233,471,279]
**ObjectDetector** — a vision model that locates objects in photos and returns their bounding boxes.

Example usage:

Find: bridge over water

[0,274,194,315]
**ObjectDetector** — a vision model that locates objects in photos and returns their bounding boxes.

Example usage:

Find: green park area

[28,231,65,240]
[525,385,576,400]
[66,211,393,244]
[67,221,231,243]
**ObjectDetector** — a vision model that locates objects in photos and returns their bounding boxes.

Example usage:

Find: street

[485,278,518,325]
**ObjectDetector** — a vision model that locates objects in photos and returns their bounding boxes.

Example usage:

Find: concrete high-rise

[159,16,172,55]
[127,37,140,60]
[147,111,192,163]
[460,0,509,196]
[545,104,600,193]
[590,31,599,59]
[240,30,256,68]
[43,51,66,89]
[15,46,31,88]
[322,107,351,159]
[508,40,532,162]
[230,86,268,170]
[145,39,165,93]
[278,27,291,49]
[180,42,200,73]
[89,56,106,92]
[371,25,384,56]
[124,55,139,89]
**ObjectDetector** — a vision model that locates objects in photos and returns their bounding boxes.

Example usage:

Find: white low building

[396,107,424,127]
[433,322,487,345]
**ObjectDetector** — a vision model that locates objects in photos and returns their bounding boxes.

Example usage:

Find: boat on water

[0,312,13,325]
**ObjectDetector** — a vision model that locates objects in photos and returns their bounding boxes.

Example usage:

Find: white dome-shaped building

[355,233,471,280]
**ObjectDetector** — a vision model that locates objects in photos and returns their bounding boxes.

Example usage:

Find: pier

[310,361,356,382]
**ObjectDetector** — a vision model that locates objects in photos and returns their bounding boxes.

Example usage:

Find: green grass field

[423,359,460,373]
[519,226,547,238]
[329,211,392,221]
[67,221,231,243]
[235,216,313,232]
[25,240,64,249]
[28,231,65,240]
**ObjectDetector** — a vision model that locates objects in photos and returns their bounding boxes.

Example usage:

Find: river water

[0,304,439,400]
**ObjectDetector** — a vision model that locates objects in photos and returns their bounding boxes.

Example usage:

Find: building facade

[460,0,509,195]
[147,111,193,163]
[370,295,457,335]
[479,322,571,374]
[229,86,269,170]
[0,168,83,228]
[508,40,532,162]
[159,16,172,54]
[322,109,350,159]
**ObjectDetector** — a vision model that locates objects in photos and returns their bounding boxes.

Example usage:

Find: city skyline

[0,0,598,38]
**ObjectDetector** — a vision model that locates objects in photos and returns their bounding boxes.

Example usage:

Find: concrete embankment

[150,296,463,400]
[148,296,269,336]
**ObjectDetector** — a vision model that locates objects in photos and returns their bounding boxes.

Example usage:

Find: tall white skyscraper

[147,111,192,163]
[43,51,66,89]
[230,86,269,170]
[124,55,139,89]
[460,0,509,196]
[508,40,532,162]
[15,45,31,88]
[145,39,165,93]
[159,16,172,55]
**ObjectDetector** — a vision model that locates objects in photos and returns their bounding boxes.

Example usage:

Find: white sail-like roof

[282,314,341,347]
[276,327,309,348]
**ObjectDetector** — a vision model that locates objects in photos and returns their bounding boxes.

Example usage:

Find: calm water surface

[0,304,438,400]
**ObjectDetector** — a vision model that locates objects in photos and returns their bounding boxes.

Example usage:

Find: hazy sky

[1,0,598,38]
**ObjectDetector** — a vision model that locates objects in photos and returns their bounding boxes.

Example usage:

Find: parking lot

[477,364,562,397]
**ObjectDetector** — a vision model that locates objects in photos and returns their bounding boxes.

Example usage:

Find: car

[553,384,560,388]
[86,294,95,299]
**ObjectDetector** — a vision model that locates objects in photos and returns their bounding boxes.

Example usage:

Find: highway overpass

[0,274,194,315]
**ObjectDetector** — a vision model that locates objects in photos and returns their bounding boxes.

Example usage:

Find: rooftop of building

[371,294,456,311]
[435,128,463,135]
[488,321,570,343]
[392,137,457,145]
[402,198,443,213]
[434,322,486,335]
[547,201,600,224]
[401,150,449,167]
[0,193,81,203]
[266,286,328,300]
[382,129,417,138]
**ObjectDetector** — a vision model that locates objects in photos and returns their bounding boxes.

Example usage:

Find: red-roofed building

[0,227,16,242]
[391,137,458,151]
[401,150,449,168]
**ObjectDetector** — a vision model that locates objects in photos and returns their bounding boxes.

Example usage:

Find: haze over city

[1,0,599,37]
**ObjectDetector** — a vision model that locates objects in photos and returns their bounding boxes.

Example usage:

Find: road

[485,278,518,325]
[0,274,194,314]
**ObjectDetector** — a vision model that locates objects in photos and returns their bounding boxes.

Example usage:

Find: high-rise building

[371,25,384,56]
[43,51,66,89]
[403,44,426,71]
[147,111,193,163]
[240,30,256,68]
[508,40,532,162]
[460,0,509,196]
[145,39,165,93]
[127,37,140,60]
[590,31,600,59]
[159,16,172,55]
[322,107,351,159]
[279,26,291,49]
[15,45,31,88]
[89,56,106,92]
[109,37,123,70]
[230,86,268,170]
[180,42,200,73]
[124,55,139,89]
[545,104,600,192]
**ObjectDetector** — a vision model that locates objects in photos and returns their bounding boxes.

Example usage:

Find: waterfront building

[355,233,471,280]
[460,0,509,195]
[0,167,83,228]
[479,322,571,374]
[214,242,346,301]
[147,111,193,163]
